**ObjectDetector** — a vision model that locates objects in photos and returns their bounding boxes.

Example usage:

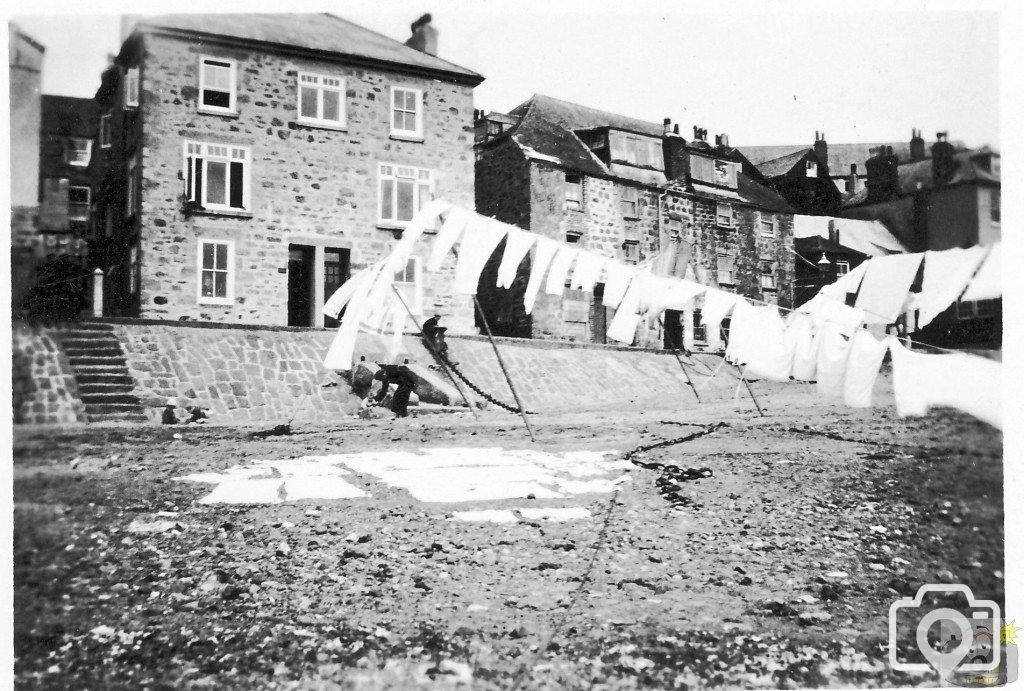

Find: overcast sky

[9,0,1007,149]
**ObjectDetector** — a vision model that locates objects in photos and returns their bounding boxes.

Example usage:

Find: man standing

[371,363,418,418]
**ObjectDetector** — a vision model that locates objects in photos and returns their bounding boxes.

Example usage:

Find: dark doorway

[323,248,350,329]
[288,245,314,326]
[590,284,608,344]
[663,309,684,350]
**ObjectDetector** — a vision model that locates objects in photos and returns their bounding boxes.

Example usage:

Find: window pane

[393,108,404,129]
[202,243,215,269]
[203,88,231,109]
[229,161,244,208]
[215,272,227,298]
[215,243,228,270]
[201,271,214,297]
[322,90,340,122]
[397,180,415,221]
[300,86,318,119]
[206,161,227,205]
[380,179,394,220]
[418,182,430,211]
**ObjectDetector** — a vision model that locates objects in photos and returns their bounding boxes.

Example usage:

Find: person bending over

[372,363,417,418]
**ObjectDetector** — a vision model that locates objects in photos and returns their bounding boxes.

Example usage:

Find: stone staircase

[54,323,148,424]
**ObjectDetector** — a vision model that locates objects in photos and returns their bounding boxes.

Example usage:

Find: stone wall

[11,323,87,425]
[113,322,362,424]
[132,32,478,331]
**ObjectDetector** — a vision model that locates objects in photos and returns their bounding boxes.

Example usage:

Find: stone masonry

[111,26,479,331]
[12,323,87,425]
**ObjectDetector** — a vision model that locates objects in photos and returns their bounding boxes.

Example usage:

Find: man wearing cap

[371,363,418,418]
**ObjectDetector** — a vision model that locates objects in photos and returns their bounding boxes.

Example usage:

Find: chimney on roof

[909,128,926,161]
[931,131,955,185]
[663,118,672,135]
[714,133,729,147]
[692,126,707,142]
[865,146,899,203]
[405,13,438,56]
[847,163,859,194]
[663,129,689,180]
[813,131,828,174]
[673,124,679,135]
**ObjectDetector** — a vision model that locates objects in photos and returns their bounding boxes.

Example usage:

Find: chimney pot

[405,13,438,56]
[663,118,671,135]
[673,124,679,135]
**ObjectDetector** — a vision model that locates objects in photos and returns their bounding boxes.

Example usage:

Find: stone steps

[51,325,147,424]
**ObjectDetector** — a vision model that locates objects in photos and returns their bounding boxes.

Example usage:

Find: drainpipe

[656,190,668,345]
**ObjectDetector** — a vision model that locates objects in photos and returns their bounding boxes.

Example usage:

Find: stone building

[39,96,97,252]
[474,95,796,349]
[90,13,484,330]
[739,132,840,215]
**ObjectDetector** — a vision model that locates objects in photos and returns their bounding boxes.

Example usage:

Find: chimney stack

[663,129,689,180]
[865,146,899,203]
[673,124,679,135]
[847,163,858,194]
[404,13,438,56]
[909,128,926,161]
[663,118,672,135]
[931,131,955,185]
[813,130,828,174]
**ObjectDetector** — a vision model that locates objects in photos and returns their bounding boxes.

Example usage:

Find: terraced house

[90,13,483,329]
[473,96,796,349]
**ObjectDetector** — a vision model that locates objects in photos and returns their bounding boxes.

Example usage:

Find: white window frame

[124,67,139,108]
[377,163,433,227]
[621,187,639,219]
[393,256,423,314]
[565,173,583,211]
[126,153,139,219]
[760,214,776,237]
[715,202,733,227]
[196,239,235,306]
[198,56,237,115]
[390,86,423,139]
[806,160,818,177]
[68,186,91,221]
[991,189,1000,224]
[100,113,112,149]
[67,138,92,167]
[836,261,850,276]
[717,254,735,285]
[760,261,777,290]
[183,141,252,213]
[297,72,346,129]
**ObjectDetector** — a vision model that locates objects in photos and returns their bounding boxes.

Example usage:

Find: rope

[429,341,535,415]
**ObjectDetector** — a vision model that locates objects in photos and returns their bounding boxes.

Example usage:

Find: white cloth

[701,290,742,350]
[391,199,451,266]
[427,207,470,271]
[606,280,643,344]
[785,312,817,381]
[816,322,851,398]
[544,245,580,296]
[323,264,379,319]
[960,243,1001,301]
[648,278,706,317]
[820,260,869,301]
[603,263,638,308]
[725,301,792,381]
[522,237,559,314]
[798,293,866,337]
[889,338,1001,429]
[843,330,889,408]
[855,253,923,324]
[569,251,607,293]
[496,227,536,289]
[452,218,508,295]
[323,267,379,370]
[915,246,989,328]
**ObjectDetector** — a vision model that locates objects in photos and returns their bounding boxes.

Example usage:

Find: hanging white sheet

[725,301,792,381]
[392,199,452,266]
[816,322,851,398]
[915,245,989,328]
[495,227,537,289]
[544,246,580,296]
[855,253,923,324]
[323,263,380,319]
[889,338,1001,429]
[701,289,740,349]
[323,266,380,370]
[452,218,508,295]
[842,330,888,408]
[606,279,643,344]
[959,243,1001,302]
[603,263,638,309]
[785,312,817,381]
[798,293,866,337]
[820,260,869,301]
[569,251,607,293]
[522,237,559,314]
[427,207,471,271]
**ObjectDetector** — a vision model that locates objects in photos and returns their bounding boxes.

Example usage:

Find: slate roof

[795,234,867,258]
[41,95,98,137]
[843,148,1000,208]
[755,149,812,178]
[510,107,607,178]
[135,13,483,84]
[739,140,965,178]
[509,94,665,137]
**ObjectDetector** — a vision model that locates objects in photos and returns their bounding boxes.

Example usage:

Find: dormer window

[691,155,738,189]
[610,131,664,169]
[806,160,818,177]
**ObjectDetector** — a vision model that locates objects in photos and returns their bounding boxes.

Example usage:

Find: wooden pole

[735,364,765,417]
[658,317,701,403]
[390,285,479,421]
[471,294,536,443]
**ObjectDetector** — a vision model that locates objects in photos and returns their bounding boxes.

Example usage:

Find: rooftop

[843,147,1000,208]
[739,139,965,178]
[134,13,483,84]
[41,95,99,137]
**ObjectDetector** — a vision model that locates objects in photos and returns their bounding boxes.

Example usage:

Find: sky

[9,0,1006,149]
